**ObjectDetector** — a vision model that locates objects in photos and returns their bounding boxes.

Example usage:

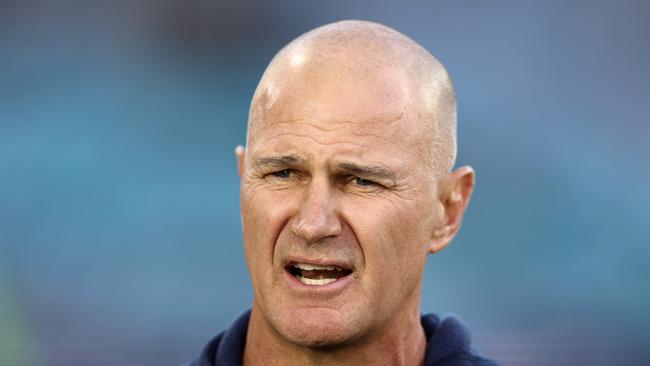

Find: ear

[428,166,475,254]
[235,145,246,177]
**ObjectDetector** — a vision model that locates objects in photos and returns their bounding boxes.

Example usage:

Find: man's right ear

[235,145,246,177]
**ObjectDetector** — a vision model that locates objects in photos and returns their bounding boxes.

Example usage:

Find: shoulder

[182,332,224,366]
[422,314,499,366]
[181,310,251,366]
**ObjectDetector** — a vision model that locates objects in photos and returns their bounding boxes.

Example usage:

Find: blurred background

[1,0,649,365]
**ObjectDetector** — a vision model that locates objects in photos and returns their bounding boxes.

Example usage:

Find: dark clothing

[185,310,498,366]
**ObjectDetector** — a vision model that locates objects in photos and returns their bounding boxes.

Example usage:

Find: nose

[291,179,343,243]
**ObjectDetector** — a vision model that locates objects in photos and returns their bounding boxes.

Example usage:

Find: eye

[264,169,303,186]
[271,169,293,179]
[354,177,377,187]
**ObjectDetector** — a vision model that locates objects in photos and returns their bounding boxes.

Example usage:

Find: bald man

[186,20,498,366]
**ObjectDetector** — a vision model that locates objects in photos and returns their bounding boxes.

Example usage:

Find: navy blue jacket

[186,310,498,366]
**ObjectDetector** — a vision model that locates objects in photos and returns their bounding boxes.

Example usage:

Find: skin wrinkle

[253,106,446,181]
[254,140,396,164]
[251,156,305,175]
[252,151,412,193]
[326,113,406,127]
[239,20,475,366]
[262,119,404,144]
[347,128,400,143]
[258,121,408,150]
[266,119,304,126]
[258,132,330,147]
[334,162,397,183]
[259,123,377,142]
[273,120,334,132]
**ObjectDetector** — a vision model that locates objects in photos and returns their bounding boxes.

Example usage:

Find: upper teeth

[294,263,344,271]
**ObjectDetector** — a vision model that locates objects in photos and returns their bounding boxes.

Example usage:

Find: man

[187,20,498,366]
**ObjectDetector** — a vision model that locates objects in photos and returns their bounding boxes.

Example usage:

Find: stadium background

[1,1,649,365]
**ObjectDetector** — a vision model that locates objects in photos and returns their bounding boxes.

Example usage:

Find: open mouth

[286,262,353,286]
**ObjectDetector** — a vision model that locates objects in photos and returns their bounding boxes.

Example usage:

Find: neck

[243,303,426,366]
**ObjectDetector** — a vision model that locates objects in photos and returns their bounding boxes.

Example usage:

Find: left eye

[354,177,375,186]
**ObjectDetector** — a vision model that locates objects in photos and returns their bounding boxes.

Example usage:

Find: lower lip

[283,269,354,293]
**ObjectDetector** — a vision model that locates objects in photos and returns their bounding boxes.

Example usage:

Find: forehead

[251,108,422,173]
[291,69,404,117]
[250,64,425,147]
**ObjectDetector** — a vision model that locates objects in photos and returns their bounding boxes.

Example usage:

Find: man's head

[236,20,475,349]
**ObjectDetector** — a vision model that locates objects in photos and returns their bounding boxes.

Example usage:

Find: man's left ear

[428,166,475,254]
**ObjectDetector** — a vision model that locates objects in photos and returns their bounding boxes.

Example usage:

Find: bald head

[248,20,457,177]
[238,22,477,358]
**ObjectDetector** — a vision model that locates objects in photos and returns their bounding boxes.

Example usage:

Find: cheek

[347,196,431,252]
[344,197,431,289]
[241,187,296,268]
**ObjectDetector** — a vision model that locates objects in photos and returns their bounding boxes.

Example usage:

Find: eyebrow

[335,162,397,182]
[250,156,398,182]
[251,155,305,170]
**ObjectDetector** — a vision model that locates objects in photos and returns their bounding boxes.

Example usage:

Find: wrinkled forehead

[283,74,404,124]
[249,58,419,145]
[245,22,457,177]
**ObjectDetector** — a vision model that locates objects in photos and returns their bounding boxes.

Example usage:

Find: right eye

[265,169,303,186]
[270,169,293,179]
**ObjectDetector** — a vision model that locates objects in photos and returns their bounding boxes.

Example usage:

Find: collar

[190,309,497,366]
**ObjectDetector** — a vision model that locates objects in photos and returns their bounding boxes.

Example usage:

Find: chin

[273,306,366,348]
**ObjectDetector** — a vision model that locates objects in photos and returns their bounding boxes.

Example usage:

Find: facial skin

[237,20,475,365]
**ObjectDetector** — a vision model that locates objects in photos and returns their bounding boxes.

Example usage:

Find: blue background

[1,1,649,365]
